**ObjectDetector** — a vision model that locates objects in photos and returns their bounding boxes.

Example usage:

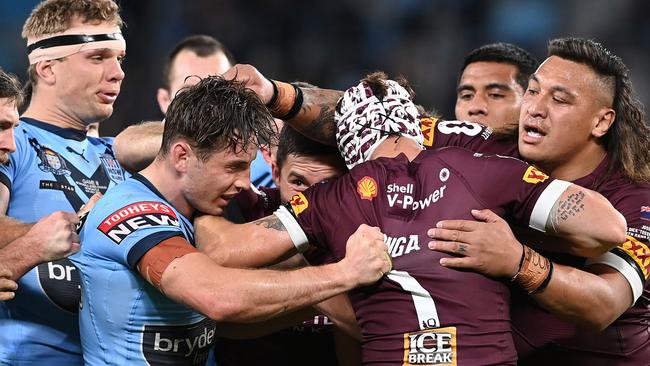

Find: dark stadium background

[1,0,649,137]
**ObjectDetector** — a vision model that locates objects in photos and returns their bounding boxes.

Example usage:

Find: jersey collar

[21,117,88,142]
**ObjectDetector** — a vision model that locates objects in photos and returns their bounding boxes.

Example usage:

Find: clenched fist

[0,266,17,300]
[26,211,81,263]
[340,224,392,286]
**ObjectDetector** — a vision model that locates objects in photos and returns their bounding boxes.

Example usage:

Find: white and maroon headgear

[335,78,423,169]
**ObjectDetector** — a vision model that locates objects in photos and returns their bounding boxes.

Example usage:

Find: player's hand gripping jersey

[424,118,650,365]
[275,147,571,365]
[72,174,215,366]
[0,118,126,364]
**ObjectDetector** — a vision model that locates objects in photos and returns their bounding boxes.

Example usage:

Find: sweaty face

[0,99,18,164]
[277,154,347,202]
[455,61,524,129]
[518,56,612,177]
[159,50,232,114]
[49,21,125,125]
[184,144,256,216]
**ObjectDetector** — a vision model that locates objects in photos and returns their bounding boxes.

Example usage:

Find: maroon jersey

[426,119,650,365]
[216,186,339,366]
[277,147,570,365]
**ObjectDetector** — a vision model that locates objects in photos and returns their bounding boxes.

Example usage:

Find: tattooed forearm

[306,105,336,146]
[287,88,342,146]
[253,216,288,232]
[548,190,586,233]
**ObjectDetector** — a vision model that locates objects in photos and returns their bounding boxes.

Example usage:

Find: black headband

[27,32,123,54]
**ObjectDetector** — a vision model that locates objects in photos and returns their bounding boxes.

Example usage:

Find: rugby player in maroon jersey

[221,37,650,365]
[196,72,626,365]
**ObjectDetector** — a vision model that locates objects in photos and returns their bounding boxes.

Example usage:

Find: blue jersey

[250,150,274,188]
[0,118,126,365]
[72,174,216,366]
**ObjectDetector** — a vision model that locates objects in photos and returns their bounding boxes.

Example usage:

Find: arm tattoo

[548,190,586,233]
[253,216,287,232]
[305,105,336,146]
[291,88,342,146]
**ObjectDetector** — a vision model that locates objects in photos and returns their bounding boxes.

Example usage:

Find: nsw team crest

[37,147,70,176]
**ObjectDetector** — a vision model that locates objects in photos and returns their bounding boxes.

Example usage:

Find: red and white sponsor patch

[98,201,179,244]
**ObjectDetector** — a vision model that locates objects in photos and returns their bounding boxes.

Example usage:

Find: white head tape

[335,79,423,169]
[27,24,125,65]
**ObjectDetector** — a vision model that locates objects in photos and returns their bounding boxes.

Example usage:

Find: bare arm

[222,64,342,146]
[428,206,631,330]
[214,307,319,339]
[528,263,632,331]
[0,183,31,248]
[194,214,299,268]
[543,184,626,256]
[0,211,80,280]
[148,224,390,323]
[113,121,164,173]
[0,267,17,300]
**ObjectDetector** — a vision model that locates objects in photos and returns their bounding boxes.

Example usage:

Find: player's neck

[22,95,88,131]
[370,135,423,161]
[540,144,607,181]
[140,159,194,218]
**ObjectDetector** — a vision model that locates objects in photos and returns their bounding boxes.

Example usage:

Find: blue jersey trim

[132,173,169,203]
[126,231,185,269]
[21,118,87,141]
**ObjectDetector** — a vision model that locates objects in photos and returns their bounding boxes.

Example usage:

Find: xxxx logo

[420,117,438,147]
[620,235,650,279]
[522,166,549,184]
[290,192,309,215]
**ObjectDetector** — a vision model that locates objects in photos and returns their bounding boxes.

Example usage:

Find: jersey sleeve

[444,149,570,231]
[274,180,343,254]
[585,188,650,302]
[90,200,187,269]
[274,167,372,258]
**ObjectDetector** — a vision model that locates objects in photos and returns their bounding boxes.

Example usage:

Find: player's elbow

[578,309,619,332]
[577,211,627,257]
[203,296,263,323]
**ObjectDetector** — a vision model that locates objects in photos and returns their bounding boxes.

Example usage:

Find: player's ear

[157,88,171,115]
[171,141,193,173]
[592,107,615,138]
[35,60,57,86]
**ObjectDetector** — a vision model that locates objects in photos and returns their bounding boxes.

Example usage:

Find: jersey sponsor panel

[98,201,180,244]
[143,318,216,366]
[403,327,457,366]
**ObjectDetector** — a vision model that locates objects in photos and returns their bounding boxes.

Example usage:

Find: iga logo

[522,166,549,184]
[403,327,457,366]
[98,201,179,244]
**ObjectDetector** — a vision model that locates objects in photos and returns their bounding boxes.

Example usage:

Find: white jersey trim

[529,179,572,232]
[274,206,310,253]
[585,251,643,303]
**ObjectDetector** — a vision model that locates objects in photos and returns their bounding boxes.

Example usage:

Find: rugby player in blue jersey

[0,1,128,364]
